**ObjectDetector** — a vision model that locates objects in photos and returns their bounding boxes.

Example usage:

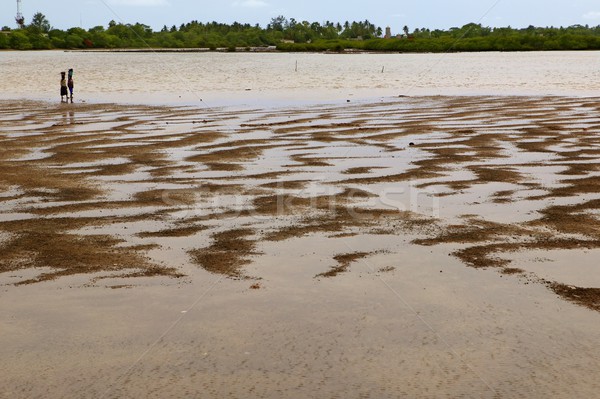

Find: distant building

[385,26,392,39]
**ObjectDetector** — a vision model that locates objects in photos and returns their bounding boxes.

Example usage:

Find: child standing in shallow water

[60,72,68,102]
[67,69,74,103]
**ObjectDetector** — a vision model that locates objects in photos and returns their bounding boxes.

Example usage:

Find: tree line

[2,13,600,52]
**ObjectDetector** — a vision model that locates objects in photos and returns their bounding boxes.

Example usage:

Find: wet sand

[1,96,600,397]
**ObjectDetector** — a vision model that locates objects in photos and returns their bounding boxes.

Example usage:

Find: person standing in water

[60,71,68,103]
[67,69,74,103]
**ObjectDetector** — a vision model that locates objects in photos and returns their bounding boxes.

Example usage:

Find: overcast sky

[2,0,600,32]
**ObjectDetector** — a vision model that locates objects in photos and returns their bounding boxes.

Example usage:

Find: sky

[2,0,600,33]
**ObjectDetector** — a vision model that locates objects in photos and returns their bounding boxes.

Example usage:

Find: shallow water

[2,235,600,398]
[2,87,600,397]
[1,50,600,106]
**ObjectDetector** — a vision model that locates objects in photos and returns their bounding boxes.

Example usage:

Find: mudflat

[1,96,600,398]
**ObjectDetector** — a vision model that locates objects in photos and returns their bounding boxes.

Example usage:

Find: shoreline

[4,48,600,55]
[5,92,600,112]
[4,47,600,54]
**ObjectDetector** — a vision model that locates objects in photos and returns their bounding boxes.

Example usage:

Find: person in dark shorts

[67,69,74,103]
[60,72,68,102]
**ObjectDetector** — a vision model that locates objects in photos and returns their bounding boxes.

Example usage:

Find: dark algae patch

[316,252,372,278]
[548,283,600,312]
[189,229,258,277]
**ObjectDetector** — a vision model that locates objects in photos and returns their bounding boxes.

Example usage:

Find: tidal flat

[1,96,600,398]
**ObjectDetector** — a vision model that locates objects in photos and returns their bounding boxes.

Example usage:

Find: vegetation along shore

[2,13,600,52]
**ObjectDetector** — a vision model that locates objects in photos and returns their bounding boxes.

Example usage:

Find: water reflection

[60,107,75,125]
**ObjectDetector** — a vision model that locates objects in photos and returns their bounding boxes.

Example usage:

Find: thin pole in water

[381,66,385,73]
[295,60,298,72]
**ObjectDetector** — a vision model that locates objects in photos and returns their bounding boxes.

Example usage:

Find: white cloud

[583,11,600,20]
[107,0,170,6]
[232,0,269,8]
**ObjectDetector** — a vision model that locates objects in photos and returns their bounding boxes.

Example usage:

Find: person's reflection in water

[61,109,75,126]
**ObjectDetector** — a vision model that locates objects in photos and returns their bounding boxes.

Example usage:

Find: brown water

[1,50,600,106]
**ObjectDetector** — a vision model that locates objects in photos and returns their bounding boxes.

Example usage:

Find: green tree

[65,34,84,48]
[0,33,8,49]
[9,31,32,49]
[29,12,52,33]
[28,31,52,49]
[268,15,287,31]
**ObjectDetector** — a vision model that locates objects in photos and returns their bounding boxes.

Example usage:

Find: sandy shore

[1,96,600,397]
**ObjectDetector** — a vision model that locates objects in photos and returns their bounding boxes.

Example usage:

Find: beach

[1,94,600,397]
